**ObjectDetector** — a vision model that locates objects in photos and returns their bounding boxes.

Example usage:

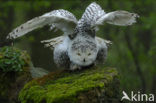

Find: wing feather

[41,36,112,50]
[41,36,64,49]
[77,2,105,33]
[95,37,112,47]
[80,2,105,23]
[96,10,139,26]
[7,9,77,39]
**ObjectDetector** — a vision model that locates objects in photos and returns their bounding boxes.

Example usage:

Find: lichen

[19,67,119,103]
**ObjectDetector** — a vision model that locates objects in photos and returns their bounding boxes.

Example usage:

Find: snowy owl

[7,2,139,70]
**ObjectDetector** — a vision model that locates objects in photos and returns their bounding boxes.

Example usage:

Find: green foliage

[0,46,29,72]
[0,46,32,102]
[19,67,119,103]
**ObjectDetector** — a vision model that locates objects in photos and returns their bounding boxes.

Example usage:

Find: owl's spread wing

[41,36,112,50]
[80,2,105,25]
[95,10,139,26]
[41,36,64,49]
[78,2,139,33]
[95,37,112,47]
[7,9,77,39]
[76,2,105,34]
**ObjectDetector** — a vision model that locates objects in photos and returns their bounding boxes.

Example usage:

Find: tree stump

[19,67,120,103]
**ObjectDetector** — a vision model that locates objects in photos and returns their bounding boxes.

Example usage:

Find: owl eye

[88,53,91,56]
[77,53,81,56]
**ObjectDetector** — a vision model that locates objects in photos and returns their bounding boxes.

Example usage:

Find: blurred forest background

[0,0,156,95]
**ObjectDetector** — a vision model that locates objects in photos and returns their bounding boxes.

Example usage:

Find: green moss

[19,67,119,103]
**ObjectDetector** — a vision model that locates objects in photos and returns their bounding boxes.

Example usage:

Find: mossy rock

[0,46,32,103]
[19,67,120,103]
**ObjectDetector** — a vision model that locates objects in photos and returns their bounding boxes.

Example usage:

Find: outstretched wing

[95,10,139,26]
[95,37,112,47]
[77,2,105,33]
[41,36,112,50]
[41,36,64,49]
[80,2,105,25]
[7,9,77,39]
[78,2,139,33]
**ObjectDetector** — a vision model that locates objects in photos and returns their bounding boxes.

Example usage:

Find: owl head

[68,38,98,66]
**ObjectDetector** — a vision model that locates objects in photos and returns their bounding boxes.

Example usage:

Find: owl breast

[67,35,98,66]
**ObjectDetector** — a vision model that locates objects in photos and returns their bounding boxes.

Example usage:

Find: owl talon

[70,63,81,71]
[78,67,82,70]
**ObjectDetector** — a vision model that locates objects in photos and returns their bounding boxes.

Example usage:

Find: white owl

[7,2,139,70]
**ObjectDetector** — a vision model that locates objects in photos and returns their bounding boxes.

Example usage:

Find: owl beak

[83,58,86,62]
